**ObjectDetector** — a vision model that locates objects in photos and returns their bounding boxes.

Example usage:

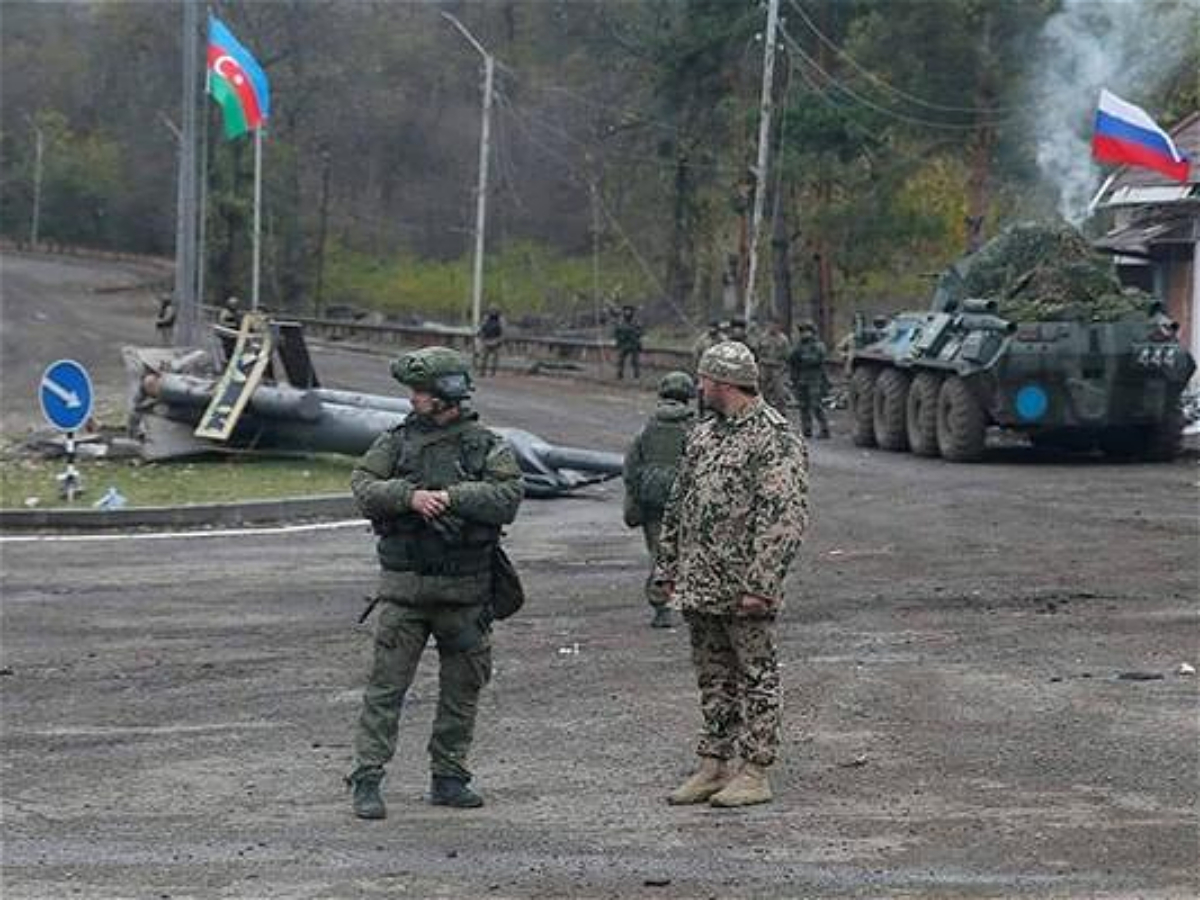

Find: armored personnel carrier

[848,223,1196,462]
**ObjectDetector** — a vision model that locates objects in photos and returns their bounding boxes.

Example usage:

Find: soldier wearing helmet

[623,371,697,628]
[655,341,809,809]
[788,321,830,439]
[347,346,524,818]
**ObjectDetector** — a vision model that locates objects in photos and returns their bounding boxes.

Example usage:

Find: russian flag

[1093,89,1190,183]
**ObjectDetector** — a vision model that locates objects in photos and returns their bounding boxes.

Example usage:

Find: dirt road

[2,254,1197,898]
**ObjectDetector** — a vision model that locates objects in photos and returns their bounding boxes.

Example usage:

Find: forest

[1,0,1196,341]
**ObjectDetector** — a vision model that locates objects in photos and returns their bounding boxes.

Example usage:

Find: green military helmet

[698,340,759,388]
[390,346,474,402]
[658,370,696,402]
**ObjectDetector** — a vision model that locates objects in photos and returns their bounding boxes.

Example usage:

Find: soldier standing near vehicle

[623,371,697,629]
[346,347,524,818]
[478,308,504,377]
[154,293,176,345]
[655,341,809,808]
[753,319,795,418]
[789,321,830,439]
[613,304,644,380]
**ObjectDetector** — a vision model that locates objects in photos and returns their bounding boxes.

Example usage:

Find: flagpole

[252,126,263,311]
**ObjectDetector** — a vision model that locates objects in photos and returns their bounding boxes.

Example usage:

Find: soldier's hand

[737,593,772,615]
[410,489,451,519]
[661,581,674,600]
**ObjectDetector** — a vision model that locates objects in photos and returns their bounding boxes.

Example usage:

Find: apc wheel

[849,367,878,447]
[872,369,910,451]
[906,371,942,457]
[936,376,986,462]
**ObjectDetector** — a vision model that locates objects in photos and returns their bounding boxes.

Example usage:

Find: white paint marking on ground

[0,519,366,544]
[15,721,286,737]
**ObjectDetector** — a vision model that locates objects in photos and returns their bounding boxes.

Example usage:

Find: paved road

[2,253,1197,898]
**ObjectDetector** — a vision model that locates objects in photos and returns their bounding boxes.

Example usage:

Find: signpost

[39,359,94,501]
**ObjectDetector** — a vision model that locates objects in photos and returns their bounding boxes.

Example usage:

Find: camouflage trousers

[794,381,828,437]
[353,601,492,780]
[478,340,502,377]
[642,518,667,609]
[684,611,781,767]
[616,348,641,379]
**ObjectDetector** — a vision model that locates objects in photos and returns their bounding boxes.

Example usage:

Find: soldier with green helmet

[655,341,809,808]
[346,346,524,818]
[788,321,830,439]
[623,371,697,629]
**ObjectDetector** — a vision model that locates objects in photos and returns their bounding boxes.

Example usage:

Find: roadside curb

[0,494,356,532]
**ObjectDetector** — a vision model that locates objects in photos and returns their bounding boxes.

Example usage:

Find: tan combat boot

[667,757,735,805]
[708,762,772,808]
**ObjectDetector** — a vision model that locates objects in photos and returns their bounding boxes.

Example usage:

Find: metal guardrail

[272,313,699,377]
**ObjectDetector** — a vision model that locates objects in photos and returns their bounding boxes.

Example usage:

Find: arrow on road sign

[41,375,83,408]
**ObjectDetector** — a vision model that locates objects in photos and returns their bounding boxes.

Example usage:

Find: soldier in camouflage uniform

[346,347,524,818]
[613,305,644,380]
[654,341,809,808]
[752,319,796,418]
[623,371,697,629]
[788,321,830,438]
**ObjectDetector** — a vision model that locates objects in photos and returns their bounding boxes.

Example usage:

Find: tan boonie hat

[698,340,759,388]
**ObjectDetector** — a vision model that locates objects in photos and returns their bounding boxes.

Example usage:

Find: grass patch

[1,454,355,510]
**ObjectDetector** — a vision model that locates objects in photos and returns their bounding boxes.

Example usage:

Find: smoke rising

[1033,0,1197,223]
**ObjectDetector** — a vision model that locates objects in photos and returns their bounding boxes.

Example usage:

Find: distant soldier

[623,371,697,629]
[217,295,242,330]
[753,319,795,417]
[346,347,524,818]
[655,341,809,808]
[478,308,504,377]
[154,293,176,345]
[613,304,644,380]
[788,321,830,439]
[725,316,748,344]
[691,321,723,374]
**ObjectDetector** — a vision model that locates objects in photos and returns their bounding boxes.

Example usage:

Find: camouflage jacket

[613,320,644,351]
[754,331,792,369]
[623,400,696,523]
[351,410,524,604]
[653,398,808,615]
[789,338,828,385]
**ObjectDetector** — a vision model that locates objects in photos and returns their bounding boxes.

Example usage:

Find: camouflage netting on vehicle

[950,222,1152,322]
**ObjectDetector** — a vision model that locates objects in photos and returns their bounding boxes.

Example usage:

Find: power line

[779,26,1012,132]
[786,0,1018,119]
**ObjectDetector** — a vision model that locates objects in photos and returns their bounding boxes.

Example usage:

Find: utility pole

[743,0,781,325]
[173,0,201,346]
[314,148,332,318]
[442,12,494,349]
[28,118,43,248]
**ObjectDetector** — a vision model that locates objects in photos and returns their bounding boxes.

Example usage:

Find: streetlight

[441,11,494,353]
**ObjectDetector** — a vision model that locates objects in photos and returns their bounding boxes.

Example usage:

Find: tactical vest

[375,419,502,577]
[636,410,693,515]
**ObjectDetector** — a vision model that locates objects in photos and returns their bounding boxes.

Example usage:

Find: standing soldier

[725,316,748,345]
[217,295,242,329]
[654,341,809,808]
[789,321,830,439]
[346,347,524,818]
[753,319,795,418]
[691,321,723,375]
[613,304,644,380]
[623,371,697,629]
[478,308,504,377]
[154,293,177,345]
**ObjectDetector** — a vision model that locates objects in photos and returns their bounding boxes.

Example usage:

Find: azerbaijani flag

[207,16,270,140]
[1092,89,1190,183]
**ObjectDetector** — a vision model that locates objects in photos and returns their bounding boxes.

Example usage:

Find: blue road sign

[40,359,94,432]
